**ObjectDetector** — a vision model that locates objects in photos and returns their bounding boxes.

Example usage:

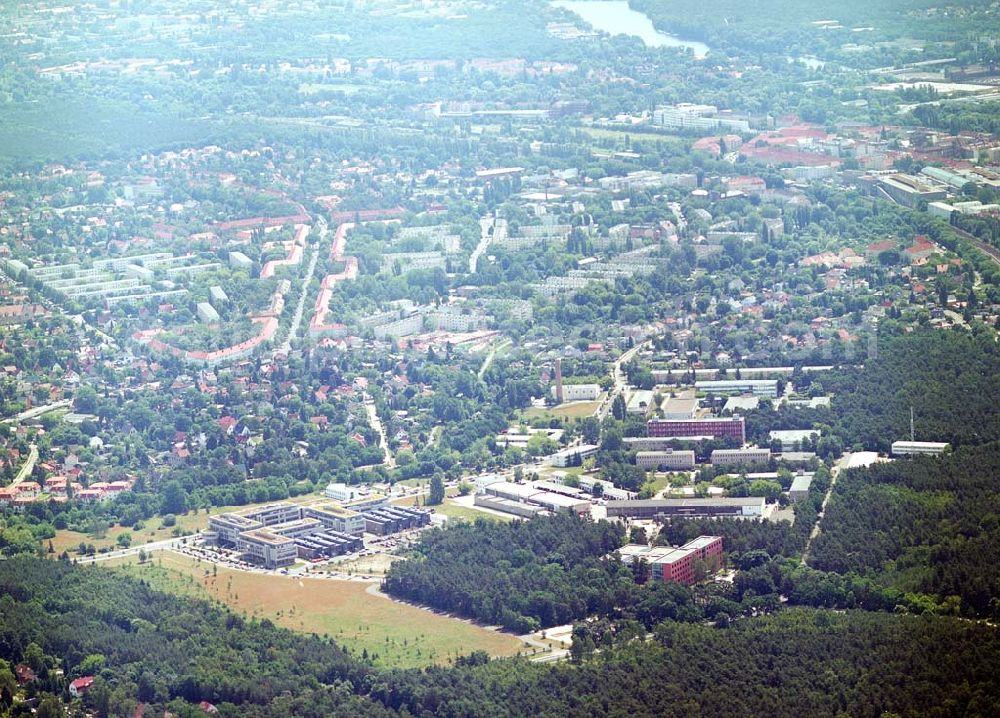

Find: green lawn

[432,500,513,524]
[578,126,685,146]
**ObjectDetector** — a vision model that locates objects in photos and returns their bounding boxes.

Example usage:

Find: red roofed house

[14,663,35,686]
[69,676,94,698]
[865,239,896,256]
[45,477,68,493]
[905,236,937,262]
[76,488,106,504]
[724,176,767,193]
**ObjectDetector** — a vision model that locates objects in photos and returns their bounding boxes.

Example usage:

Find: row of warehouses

[206,499,431,568]
[474,478,593,518]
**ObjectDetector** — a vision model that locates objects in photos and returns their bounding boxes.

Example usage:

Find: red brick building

[618,536,725,586]
[646,417,745,444]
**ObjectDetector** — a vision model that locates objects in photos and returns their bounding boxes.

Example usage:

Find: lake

[551,0,709,57]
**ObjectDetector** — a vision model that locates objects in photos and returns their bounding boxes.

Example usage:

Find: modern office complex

[303,503,367,536]
[207,500,430,568]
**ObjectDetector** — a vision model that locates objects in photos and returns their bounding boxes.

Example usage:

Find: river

[551,0,709,57]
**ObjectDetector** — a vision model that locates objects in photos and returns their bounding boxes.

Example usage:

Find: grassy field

[645,471,689,496]
[523,399,602,421]
[433,499,512,524]
[323,552,398,577]
[105,552,527,668]
[577,126,685,146]
[390,490,513,525]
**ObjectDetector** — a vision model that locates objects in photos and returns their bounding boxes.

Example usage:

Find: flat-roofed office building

[236,529,298,569]
[606,497,766,520]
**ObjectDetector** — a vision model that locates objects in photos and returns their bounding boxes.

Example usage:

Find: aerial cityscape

[0,0,999,716]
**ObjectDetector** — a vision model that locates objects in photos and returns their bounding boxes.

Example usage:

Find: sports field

[105,551,527,669]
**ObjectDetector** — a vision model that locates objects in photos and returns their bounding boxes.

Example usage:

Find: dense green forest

[0,558,384,718]
[814,330,1000,451]
[382,513,631,632]
[378,609,1000,718]
[810,443,1000,615]
[3,557,999,717]
[630,0,997,65]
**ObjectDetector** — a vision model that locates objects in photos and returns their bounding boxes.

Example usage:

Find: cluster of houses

[0,477,134,510]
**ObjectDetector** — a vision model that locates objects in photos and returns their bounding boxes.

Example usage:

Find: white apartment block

[711,448,772,466]
[635,450,696,470]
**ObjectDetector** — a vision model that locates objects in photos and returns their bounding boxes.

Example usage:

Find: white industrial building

[723,396,760,413]
[788,474,814,502]
[891,441,950,456]
[325,482,368,502]
[652,104,750,132]
[660,397,699,420]
[551,444,599,467]
[483,481,591,515]
[551,383,601,402]
[696,379,779,398]
[770,429,819,451]
[627,390,655,415]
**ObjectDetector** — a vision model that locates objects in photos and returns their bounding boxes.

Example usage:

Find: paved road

[470,217,505,273]
[73,536,187,564]
[276,217,325,356]
[2,399,73,425]
[364,395,395,469]
[478,338,511,379]
[597,343,645,421]
[800,453,851,565]
[12,444,39,485]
